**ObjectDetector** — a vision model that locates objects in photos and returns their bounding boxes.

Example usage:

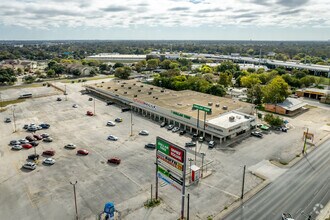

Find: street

[224,139,330,220]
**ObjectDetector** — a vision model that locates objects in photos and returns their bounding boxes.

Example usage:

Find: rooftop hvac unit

[156,97,158,100]
[215,103,220,107]
[222,106,228,110]
[114,89,118,91]
[128,87,131,89]
[134,95,137,97]
[148,92,152,95]
[107,87,111,89]
[124,92,128,94]
[150,88,153,90]
[140,85,144,87]
[133,83,136,85]
[208,102,213,106]
[229,116,235,122]
[244,115,250,119]
[138,89,141,92]
[161,90,164,93]
[121,85,124,87]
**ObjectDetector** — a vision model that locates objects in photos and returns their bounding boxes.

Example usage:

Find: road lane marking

[200,182,240,199]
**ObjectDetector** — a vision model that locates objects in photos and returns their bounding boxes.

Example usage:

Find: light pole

[241,165,246,199]
[64,85,68,101]
[93,98,96,116]
[12,105,17,133]
[0,92,2,111]
[201,153,205,178]
[70,181,79,220]
[130,104,133,136]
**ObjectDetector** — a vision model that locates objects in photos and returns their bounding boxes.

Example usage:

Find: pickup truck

[282,213,294,220]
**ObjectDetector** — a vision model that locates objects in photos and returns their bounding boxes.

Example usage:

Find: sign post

[156,137,186,220]
[193,104,212,137]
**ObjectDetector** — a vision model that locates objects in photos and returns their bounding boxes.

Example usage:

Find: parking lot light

[70,181,79,220]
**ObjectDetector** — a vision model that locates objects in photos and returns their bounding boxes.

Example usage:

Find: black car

[192,133,199,140]
[185,142,196,147]
[145,143,156,149]
[160,122,167,127]
[28,154,40,160]
[39,123,50,129]
[179,130,186,135]
[251,131,263,138]
[4,118,11,123]
[23,124,29,129]
[57,97,62,101]
[121,107,131,112]
[88,97,93,101]
[29,141,39,147]
[106,101,114,105]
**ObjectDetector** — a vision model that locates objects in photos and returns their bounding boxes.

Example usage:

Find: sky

[0,0,329,41]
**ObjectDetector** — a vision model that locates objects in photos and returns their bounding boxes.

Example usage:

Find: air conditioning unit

[138,90,141,92]
[215,103,220,107]
[128,87,131,89]
[229,116,235,122]
[121,85,124,87]
[222,106,228,110]
[140,85,144,87]
[134,95,137,97]
[208,102,213,106]
[150,88,153,90]
[114,89,118,91]
[148,92,152,95]
[124,92,128,94]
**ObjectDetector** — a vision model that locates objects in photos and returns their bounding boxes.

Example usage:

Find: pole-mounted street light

[70,181,79,220]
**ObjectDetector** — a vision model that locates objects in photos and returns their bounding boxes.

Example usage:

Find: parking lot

[0,81,329,220]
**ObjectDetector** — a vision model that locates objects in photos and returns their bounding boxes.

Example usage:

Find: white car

[22,162,36,170]
[172,127,180,133]
[12,145,23,150]
[43,137,53,142]
[43,158,56,165]
[72,104,78,108]
[19,139,29,144]
[107,135,118,141]
[65,144,76,149]
[139,130,149,136]
[107,121,116,126]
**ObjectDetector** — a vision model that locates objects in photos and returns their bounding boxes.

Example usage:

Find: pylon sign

[156,136,187,219]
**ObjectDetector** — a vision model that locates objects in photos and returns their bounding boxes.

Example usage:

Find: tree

[216,61,239,73]
[300,76,315,87]
[218,72,232,87]
[147,59,159,70]
[263,76,290,104]
[0,68,17,84]
[264,113,283,127]
[241,74,261,88]
[203,73,214,83]
[200,65,213,74]
[247,84,263,104]
[113,62,124,69]
[17,68,23,75]
[23,75,36,84]
[71,69,81,76]
[47,69,55,78]
[206,84,226,96]
[115,66,131,79]
[159,59,172,69]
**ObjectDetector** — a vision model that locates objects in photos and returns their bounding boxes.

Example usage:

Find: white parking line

[200,182,240,199]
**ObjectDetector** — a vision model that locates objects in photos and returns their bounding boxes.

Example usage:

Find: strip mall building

[85,80,257,144]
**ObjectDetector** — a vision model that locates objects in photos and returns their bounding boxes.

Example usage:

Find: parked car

[4,118,11,123]
[251,131,263,138]
[43,150,55,156]
[145,143,156,149]
[139,130,149,136]
[198,136,204,142]
[86,111,94,116]
[28,154,40,160]
[29,141,39,147]
[107,121,116,126]
[167,124,174,130]
[72,104,78,108]
[192,133,199,140]
[27,126,37,132]
[185,142,196,147]
[107,135,118,141]
[179,130,186,135]
[56,97,62,101]
[33,134,43,140]
[115,118,123,122]
[77,149,89,155]
[26,136,36,142]
[281,126,288,132]
[41,133,49,138]
[22,162,36,170]
[172,127,180,133]
[12,145,22,150]
[43,158,56,165]
[160,122,167,127]
[22,144,33,149]
[88,97,93,101]
[10,140,21,145]
[106,101,114,105]
[43,137,53,142]
[19,139,29,144]
[108,157,121,165]
[39,123,50,129]
[208,141,215,148]
[23,124,29,129]
[121,107,131,112]
[64,144,76,149]
[281,213,294,220]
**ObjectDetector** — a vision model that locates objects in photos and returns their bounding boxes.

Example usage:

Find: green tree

[47,69,55,78]
[115,66,131,79]
[113,62,124,69]
[147,59,159,70]
[200,65,213,73]
[218,72,232,87]
[241,74,261,88]
[300,76,315,87]
[206,84,226,96]
[23,75,36,84]
[216,61,238,73]
[247,84,263,104]
[264,113,283,127]
[160,59,172,69]
[263,76,290,104]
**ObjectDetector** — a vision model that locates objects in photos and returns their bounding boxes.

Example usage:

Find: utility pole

[155,162,158,200]
[70,181,79,220]
[93,98,96,116]
[302,128,309,155]
[201,153,205,178]
[188,158,193,182]
[194,144,197,165]
[187,193,190,220]
[0,92,2,111]
[12,105,17,133]
[65,85,68,101]
[130,105,133,136]
[241,165,246,199]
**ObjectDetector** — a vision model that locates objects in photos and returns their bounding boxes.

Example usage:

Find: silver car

[12,145,22,150]
[43,158,55,165]
[107,135,118,141]
[43,137,53,142]
[22,162,36,170]
[139,130,149,136]
[19,139,29,144]
[10,140,21,145]
[65,144,76,149]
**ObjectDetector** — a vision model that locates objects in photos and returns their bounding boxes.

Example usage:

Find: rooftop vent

[229,116,235,122]
[107,87,111,89]
[128,87,131,89]
[121,85,124,87]
[124,92,128,94]
[215,103,220,107]
[148,92,152,95]
[138,89,141,92]
[134,95,137,97]
[161,90,164,93]
[222,106,228,110]
[150,88,153,90]
[140,85,144,87]
[156,97,158,100]
[208,102,213,106]
[114,89,118,91]
[133,83,136,86]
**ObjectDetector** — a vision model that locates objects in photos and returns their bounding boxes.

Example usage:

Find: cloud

[278,9,303,15]
[169,7,190,11]
[276,0,310,7]
[198,8,224,13]
[101,5,130,12]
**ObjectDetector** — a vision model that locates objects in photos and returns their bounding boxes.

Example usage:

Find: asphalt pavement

[224,139,330,220]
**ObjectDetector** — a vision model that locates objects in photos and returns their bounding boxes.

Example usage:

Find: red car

[86,111,93,116]
[22,144,33,149]
[26,136,36,142]
[33,134,43,140]
[43,150,55,156]
[77,149,89,155]
[108,157,121,165]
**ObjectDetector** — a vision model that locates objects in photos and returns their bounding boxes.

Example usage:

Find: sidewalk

[317,201,330,220]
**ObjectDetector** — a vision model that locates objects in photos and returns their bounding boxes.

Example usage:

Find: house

[265,98,307,116]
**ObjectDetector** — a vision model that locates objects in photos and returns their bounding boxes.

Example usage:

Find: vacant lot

[0,81,328,220]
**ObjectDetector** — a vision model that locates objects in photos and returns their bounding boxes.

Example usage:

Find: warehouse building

[85,80,256,145]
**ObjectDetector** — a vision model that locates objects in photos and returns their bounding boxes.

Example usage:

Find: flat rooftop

[91,80,253,120]
[207,112,250,129]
